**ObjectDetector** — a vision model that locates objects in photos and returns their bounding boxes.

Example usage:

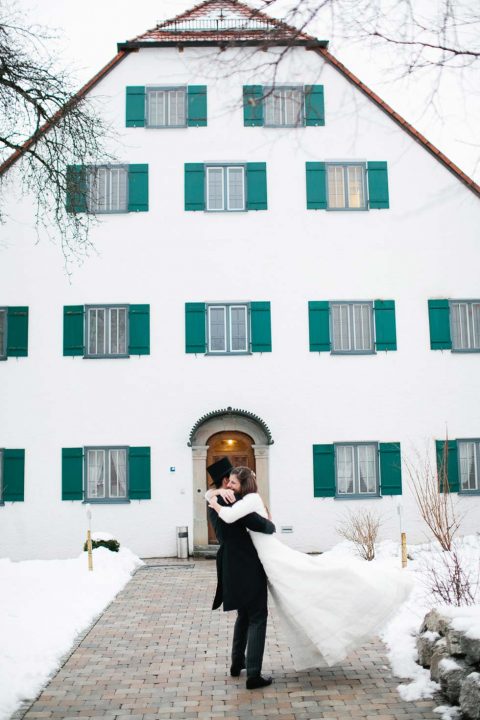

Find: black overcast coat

[209,498,276,611]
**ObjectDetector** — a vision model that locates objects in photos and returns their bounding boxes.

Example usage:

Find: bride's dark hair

[230,466,258,497]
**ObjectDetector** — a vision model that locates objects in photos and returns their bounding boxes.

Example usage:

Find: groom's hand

[216,488,236,504]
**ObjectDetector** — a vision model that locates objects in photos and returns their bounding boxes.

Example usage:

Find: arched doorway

[206,430,256,544]
[189,406,273,552]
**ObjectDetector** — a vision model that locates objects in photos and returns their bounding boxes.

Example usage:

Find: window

[458,440,480,492]
[207,304,248,353]
[206,166,245,211]
[86,306,128,357]
[450,301,480,351]
[330,302,373,353]
[86,447,127,501]
[336,443,379,496]
[146,87,186,127]
[0,309,6,359]
[87,166,128,213]
[327,164,366,209]
[264,86,304,127]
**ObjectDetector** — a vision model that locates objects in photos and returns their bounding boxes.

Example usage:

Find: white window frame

[145,86,187,128]
[326,163,367,210]
[206,165,246,212]
[0,308,7,360]
[264,85,304,127]
[330,301,374,354]
[85,305,129,358]
[450,300,480,352]
[85,446,128,502]
[335,442,379,497]
[87,165,128,214]
[458,439,480,493]
[207,303,249,354]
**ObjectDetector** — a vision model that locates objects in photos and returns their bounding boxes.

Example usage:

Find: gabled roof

[118,0,326,48]
[0,0,478,198]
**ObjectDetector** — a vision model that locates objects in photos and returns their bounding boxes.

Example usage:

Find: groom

[206,457,275,689]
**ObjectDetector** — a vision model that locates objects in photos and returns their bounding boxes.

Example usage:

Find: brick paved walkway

[17,558,438,720]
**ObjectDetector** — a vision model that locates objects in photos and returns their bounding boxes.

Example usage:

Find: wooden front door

[206,431,255,545]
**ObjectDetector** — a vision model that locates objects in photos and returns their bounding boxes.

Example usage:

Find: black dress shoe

[246,675,273,690]
[230,662,245,677]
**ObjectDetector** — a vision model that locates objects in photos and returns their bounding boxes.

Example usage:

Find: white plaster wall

[0,45,479,560]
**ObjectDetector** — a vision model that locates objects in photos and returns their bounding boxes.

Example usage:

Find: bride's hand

[208,497,222,514]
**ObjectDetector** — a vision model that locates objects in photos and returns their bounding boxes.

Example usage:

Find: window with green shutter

[2,449,25,502]
[244,85,325,127]
[186,301,271,354]
[127,86,207,128]
[456,439,480,494]
[185,163,267,212]
[62,446,151,503]
[64,304,150,358]
[306,161,389,210]
[335,443,380,497]
[313,444,336,497]
[379,443,402,495]
[66,164,148,214]
[309,300,396,353]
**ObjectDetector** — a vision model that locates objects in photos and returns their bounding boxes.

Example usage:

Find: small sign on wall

[281,526,293,533]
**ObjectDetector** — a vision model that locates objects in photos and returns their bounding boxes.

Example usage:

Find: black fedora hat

[207,457,234,488]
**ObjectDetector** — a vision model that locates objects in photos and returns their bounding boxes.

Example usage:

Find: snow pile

[380,534,480,707]
[0,546,143,720]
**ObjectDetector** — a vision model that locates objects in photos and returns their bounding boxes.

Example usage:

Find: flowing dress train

[217,492,413,670]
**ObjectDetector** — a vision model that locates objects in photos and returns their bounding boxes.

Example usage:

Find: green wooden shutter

[308,301,330,352]
[250,302,272,352]
[367,161,389,209]
[313,444,336,497]
[126,86,146,127]
[306,162,327,209]
[428,299,452,350]
[246,163,267,211]
[129,305,150,355]
[187,86,207,126]
[128,164,148,212]
[379,443,402,495]
[3,449,25,502]
[435,440,459,493]
[63,306,84,357]
[374,300,397,351]
[62,448,83,500]
[66,165,87,213]
[243,85,264,126]
[185,164,205,211]
[129,447,151,500]
[7,307,28,357]
[304,85,325,126]
[185,303,206,353]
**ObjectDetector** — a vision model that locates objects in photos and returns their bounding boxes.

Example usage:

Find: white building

[1,0,479,561]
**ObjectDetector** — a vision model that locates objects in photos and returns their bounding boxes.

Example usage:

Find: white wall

[1,45,479,560]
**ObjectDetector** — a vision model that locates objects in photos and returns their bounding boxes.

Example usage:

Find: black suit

[208,498,275,677]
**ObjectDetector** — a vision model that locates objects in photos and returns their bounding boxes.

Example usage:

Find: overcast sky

[15,0,480,182]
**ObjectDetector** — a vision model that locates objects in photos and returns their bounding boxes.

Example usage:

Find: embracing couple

[205,457,413,689]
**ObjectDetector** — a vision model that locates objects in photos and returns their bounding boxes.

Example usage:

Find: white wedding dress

[217,492,413,670]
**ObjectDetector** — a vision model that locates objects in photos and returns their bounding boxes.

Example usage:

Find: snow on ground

[0,533,479,720]
[0,540,143,720]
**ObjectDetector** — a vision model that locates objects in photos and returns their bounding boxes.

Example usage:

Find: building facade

[1,0,479,561]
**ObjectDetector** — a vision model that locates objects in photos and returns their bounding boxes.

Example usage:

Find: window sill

[458,491,480,496]
[334,494,382,500]
[451,349,480,354]
[205,351,252,356]
[326,207,369,212]
[82,499,131,504]
[83,354,130,360]
[331,350,376,356]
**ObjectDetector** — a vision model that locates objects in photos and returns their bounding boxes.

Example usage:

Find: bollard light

[86,504,93,571]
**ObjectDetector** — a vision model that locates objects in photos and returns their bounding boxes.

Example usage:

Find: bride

[208,466,413,671]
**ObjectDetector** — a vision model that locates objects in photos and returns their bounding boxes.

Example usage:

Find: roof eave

[117,38,328,50]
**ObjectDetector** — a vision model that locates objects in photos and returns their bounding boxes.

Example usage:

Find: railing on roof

[161,18,283,33]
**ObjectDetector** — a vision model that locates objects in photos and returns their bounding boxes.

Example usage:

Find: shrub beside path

[14,558,438,720]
